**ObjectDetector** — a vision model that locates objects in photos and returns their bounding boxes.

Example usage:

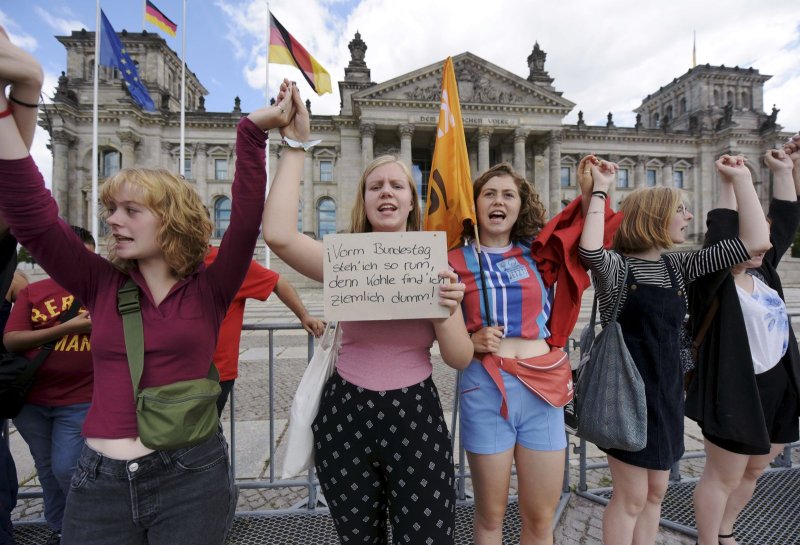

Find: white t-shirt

[735,275,789,374]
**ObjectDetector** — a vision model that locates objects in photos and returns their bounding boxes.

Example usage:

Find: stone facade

[43,29,791,243]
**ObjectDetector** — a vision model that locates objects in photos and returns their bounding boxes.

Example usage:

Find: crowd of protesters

[1,23,799,545]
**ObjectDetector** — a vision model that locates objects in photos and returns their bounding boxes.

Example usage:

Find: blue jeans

[0,420,17,545]
[13,403,89,532]
[61,431,235,545]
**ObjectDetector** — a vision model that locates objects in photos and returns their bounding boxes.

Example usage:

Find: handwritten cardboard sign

[323,231,449,321]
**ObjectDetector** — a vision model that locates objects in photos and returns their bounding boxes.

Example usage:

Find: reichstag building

[44,29,790,244]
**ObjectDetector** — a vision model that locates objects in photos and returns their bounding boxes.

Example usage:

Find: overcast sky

[2,0,799,186]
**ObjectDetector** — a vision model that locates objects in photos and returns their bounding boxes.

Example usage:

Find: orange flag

[424,57,475,250]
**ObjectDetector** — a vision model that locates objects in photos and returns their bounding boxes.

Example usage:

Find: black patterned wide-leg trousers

[311,373,456,545]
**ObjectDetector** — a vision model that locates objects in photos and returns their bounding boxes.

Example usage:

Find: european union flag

[99,10,156,111]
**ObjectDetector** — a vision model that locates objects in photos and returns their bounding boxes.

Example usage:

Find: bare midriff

[494,337,551,359]
[86,437,155,460]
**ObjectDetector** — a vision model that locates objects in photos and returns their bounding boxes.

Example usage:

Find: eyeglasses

[676,204,691,217]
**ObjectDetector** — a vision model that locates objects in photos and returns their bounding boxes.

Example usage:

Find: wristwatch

[281,137,321,151]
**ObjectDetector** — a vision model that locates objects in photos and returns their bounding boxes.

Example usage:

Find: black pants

[312,374,456,544]
[0,420,18,545]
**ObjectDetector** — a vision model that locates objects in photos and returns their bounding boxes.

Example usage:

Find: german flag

[145,0,177,37]
[269,12,332,96]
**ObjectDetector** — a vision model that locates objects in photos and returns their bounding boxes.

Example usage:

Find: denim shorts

[61,430,235,545]
[459,360,567,454]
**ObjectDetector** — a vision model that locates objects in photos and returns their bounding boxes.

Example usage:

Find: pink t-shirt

[336,319,436,391]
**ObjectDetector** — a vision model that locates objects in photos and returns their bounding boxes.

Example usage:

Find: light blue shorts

[459,359,567,454]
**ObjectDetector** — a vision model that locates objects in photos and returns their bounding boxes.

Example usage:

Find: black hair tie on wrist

[8,95,39,108]
[591,190,608,200]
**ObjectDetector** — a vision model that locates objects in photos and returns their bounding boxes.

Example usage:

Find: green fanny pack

[118,279,221,451]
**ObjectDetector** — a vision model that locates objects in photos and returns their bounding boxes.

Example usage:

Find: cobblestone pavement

[10,284,800,543]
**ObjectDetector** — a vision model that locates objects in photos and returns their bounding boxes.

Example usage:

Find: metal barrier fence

[5,322,573,528]
[6,320,799,541]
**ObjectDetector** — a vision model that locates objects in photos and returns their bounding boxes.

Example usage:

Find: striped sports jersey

[449,241,552,339]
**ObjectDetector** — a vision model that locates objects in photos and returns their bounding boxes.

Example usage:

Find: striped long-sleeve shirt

[578,239,750,326]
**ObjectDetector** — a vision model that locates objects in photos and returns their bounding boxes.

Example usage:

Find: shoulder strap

[118,278,145,399]
[58,297,83,323]
[588,258,629,329]
[692,298,720,353]
[662,255,680,289]
[117,279,219,399]
[9,296,84,387]
[608,258,629,323]
[0,235,17,299]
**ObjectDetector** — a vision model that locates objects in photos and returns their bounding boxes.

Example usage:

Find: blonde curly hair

[100,168,213,278]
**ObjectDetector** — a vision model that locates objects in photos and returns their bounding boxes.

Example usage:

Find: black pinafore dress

[602,257,687,470]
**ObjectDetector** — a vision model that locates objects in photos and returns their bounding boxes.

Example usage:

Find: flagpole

[142,0,147,32]
[179,0,186,175]
[264,0,271,269]
[91,0,101,245]
[472,222,494,327]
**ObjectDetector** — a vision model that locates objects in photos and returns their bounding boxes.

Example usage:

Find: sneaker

[45,530,61,545]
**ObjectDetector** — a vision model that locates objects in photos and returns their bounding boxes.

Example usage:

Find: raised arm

[262,83,325,282]
[578,156,618,251]
[273,276,325,337]
[764,148,796,201]
[0,26,41,153]
[762,146,800,264]
[205,81,296,306]
[714,155,770,257]
[783,132,800,195]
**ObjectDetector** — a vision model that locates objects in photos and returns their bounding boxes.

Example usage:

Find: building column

[548,131,562,214]
[117,131,140,171]
[195,143,208,203]
[398,124,414,170]
[634,155,647,188]
[531,142,548,206]
[360,123,375,171]
[513,128,527,178]
[160,141,173,169]
[303,153,314,235]
[468,138,478,179]
[50,130,75,223]
[478,127,492,174]
[663,156,675,187]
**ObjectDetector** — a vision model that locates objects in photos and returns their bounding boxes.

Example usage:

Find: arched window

[317,198,336,238]
[713,89,720,105]
[679,97,686,114]
[652,112,660,127]
[214,197,231,238]
[741,91,751,110]
[100,149,121,178]
[726,90,734,107]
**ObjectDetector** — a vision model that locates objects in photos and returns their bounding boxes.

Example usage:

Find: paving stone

[8,285,798,544]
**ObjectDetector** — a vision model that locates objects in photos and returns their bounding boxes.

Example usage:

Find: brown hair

[613,186,684,253]
[349,155,421,233]
[100,168,213,278]
[462,163,546,243]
